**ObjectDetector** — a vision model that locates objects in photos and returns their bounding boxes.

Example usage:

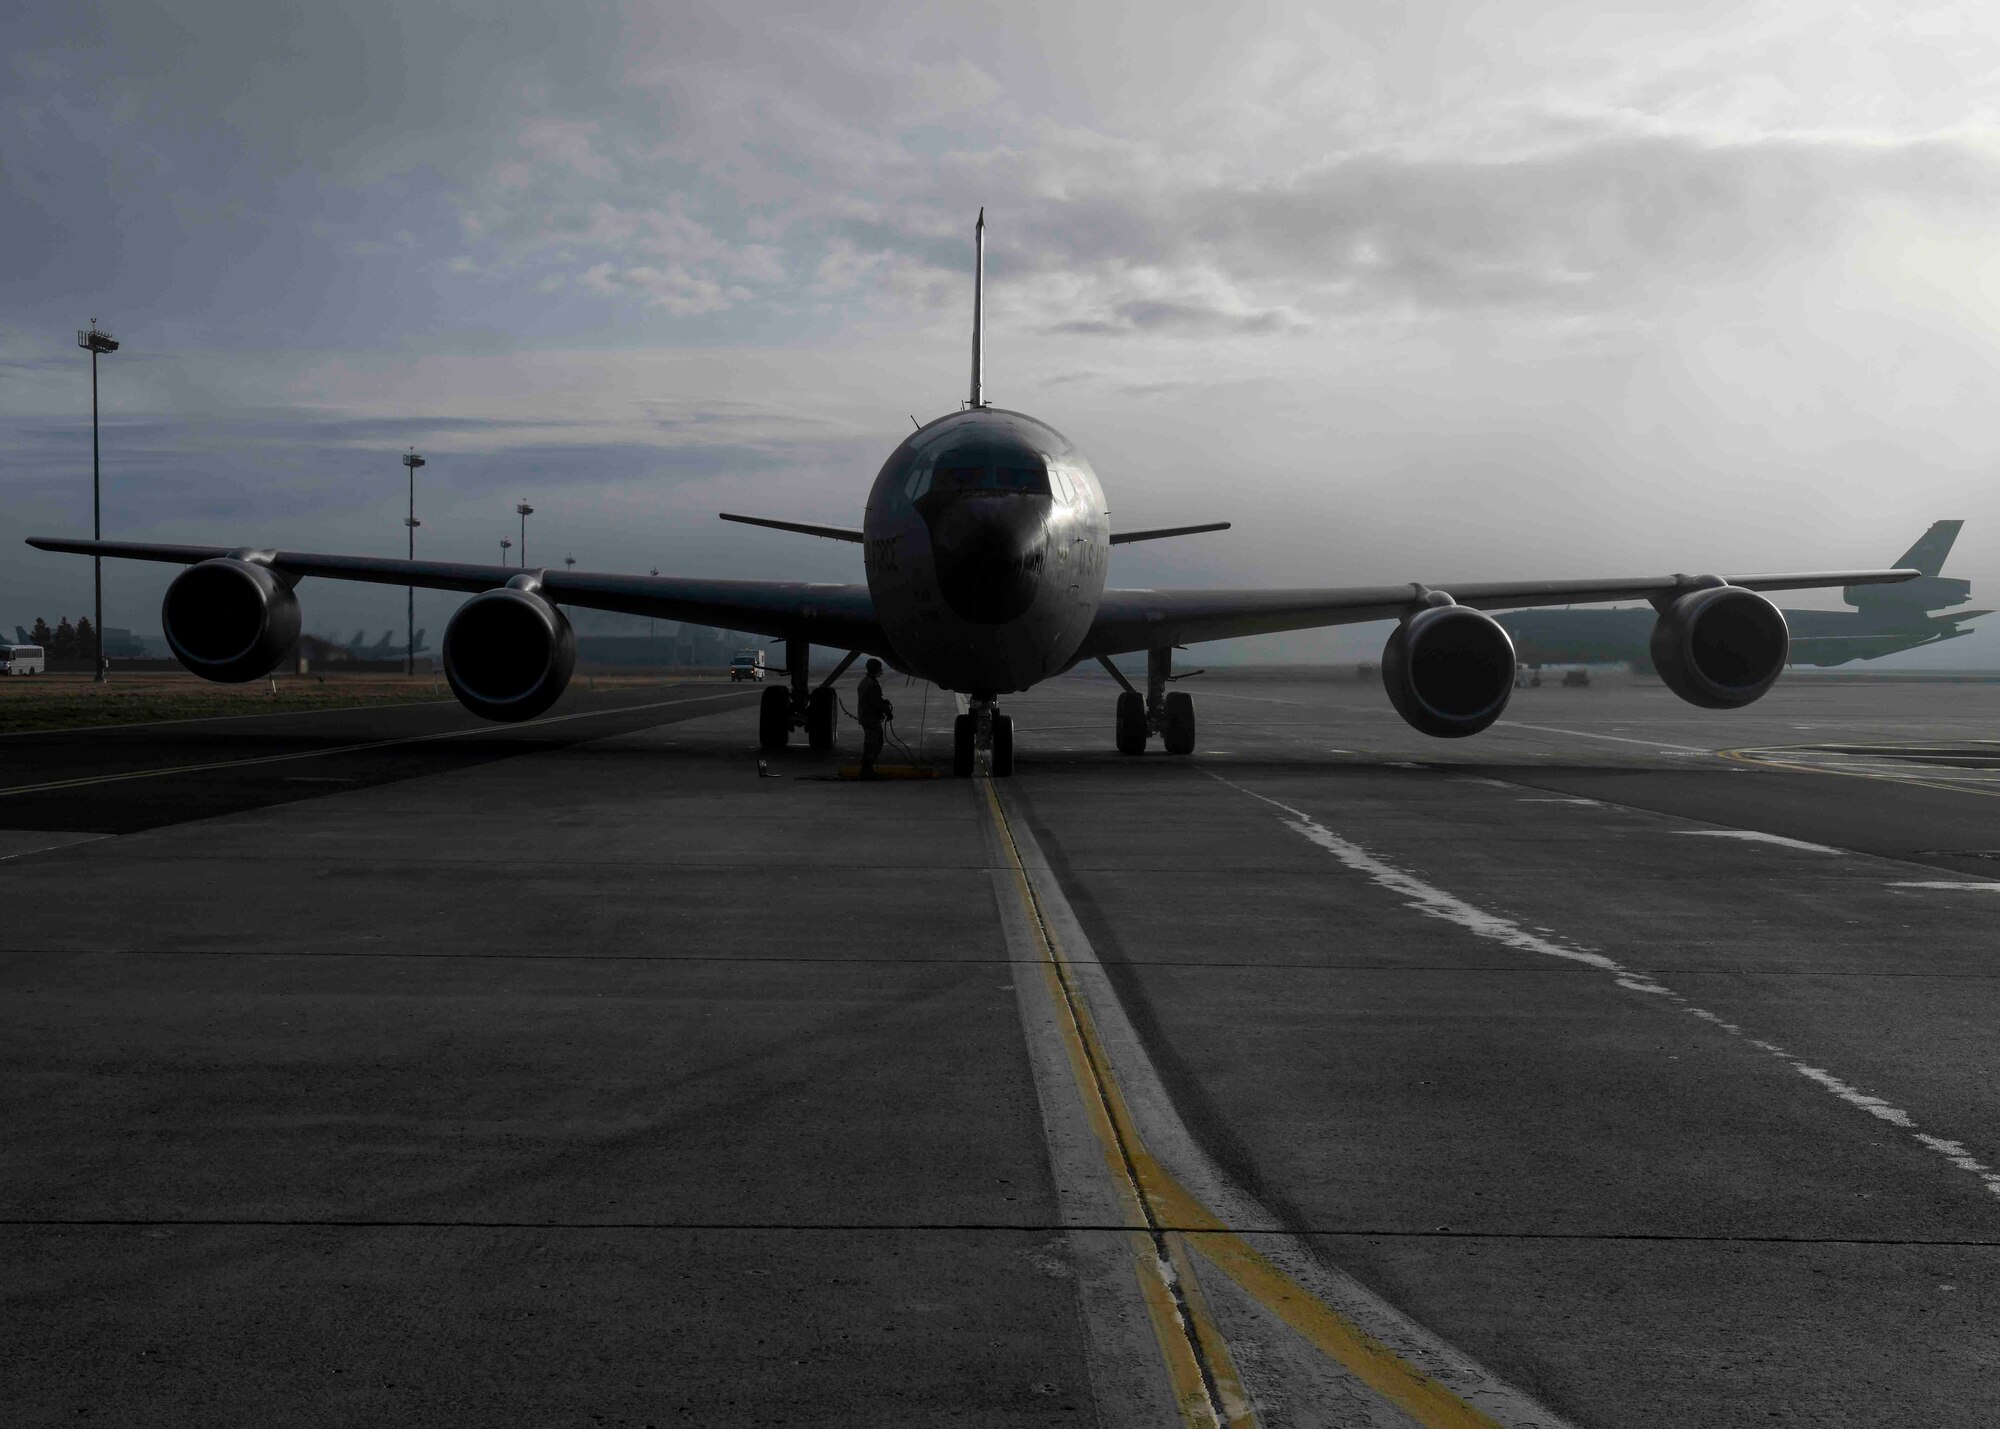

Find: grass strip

[0,682,447,734]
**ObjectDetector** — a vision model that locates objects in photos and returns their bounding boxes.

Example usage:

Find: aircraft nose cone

[929,496,1049,625]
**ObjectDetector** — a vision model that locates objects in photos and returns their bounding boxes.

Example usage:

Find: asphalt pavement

[4,670,1999,1426]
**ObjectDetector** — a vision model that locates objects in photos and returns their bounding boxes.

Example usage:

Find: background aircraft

[298,629,429,663]
[350,628,427,659]
[1500,521,1984,672]
[28,217,1914,776]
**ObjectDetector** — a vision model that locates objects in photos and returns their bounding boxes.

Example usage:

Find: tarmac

[4,669,2000,1426]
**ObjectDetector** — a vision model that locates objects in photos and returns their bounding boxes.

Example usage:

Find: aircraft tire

[758,685,792,750]
[953,713,976,777]
[806,686,838,750]
[1115,692,1147,755]
[991,714,1014,777]
[1162,691,1196,755]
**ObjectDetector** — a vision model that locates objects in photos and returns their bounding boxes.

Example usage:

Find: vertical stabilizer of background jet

[1846,520,1969,611]
[1894,520,1963,576]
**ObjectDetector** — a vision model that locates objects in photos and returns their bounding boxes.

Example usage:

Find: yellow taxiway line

[987,778,1253,1428]
[982,780,1506,1429]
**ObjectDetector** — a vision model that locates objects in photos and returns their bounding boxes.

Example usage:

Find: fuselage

[862,407,1108,694]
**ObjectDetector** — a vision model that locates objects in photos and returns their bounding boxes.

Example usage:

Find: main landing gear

[1102,648,1197,756]
[952,696,1014,778]
[758,640,860,753]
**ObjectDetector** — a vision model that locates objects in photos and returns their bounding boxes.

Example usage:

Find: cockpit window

[931,459,1049,495]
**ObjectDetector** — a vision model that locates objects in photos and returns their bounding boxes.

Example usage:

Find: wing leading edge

[24,538,893,656]
[27,537,1920,668]
[1077,569,1919,659]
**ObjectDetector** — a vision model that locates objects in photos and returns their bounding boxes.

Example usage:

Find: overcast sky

[4,0,1998,661]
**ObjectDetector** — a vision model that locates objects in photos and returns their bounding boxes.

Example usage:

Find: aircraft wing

[1077,569,1919,658]
[25,538,893,655]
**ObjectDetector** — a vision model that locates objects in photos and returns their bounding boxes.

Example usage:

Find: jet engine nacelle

[1649,582,1789,709]
[161,556,302,683]
[442,584,575,722]
[1381,599,1516,738]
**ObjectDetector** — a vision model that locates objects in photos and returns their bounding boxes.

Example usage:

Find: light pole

[649,568,659,663]
[500,537,512,565]
[564,554,576,572]
[77,322,119,682]
[516,501,534,567]
[402,449,425,675]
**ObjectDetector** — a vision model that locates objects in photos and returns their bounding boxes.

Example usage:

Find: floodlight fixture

[501,537,513,565]
[77,322,119,680]
[516,501,535,566]
[403,449,425,674]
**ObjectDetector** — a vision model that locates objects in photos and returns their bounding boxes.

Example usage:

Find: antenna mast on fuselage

[969,208,986,409]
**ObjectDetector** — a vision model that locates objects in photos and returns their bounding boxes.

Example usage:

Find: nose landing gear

[952,696,1015,777]
[1100,649,1198,756]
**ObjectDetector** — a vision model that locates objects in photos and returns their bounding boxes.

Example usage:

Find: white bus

[0,645,45,675]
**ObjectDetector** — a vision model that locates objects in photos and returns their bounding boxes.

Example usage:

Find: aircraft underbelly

[866,514,1099,694]
[877,566,1090,692]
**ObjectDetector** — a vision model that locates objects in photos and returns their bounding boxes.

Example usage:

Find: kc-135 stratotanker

[31,214,1916,776]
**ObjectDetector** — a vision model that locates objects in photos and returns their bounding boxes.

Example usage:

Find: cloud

[7,1,2000,655]
[580,261,745,316]
[497,116,617,184]
[1049,298,1306,338]
[421,13,2000,349]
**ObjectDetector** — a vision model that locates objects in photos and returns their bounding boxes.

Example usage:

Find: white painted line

[1207,770,2000,1202]
[1518,797,1601,805]
[0,695,458,739]
[1675,830,1847,855]
[0,831,109,862]
[0,691,753,799]
[1889,881,2000,891]
[991,784,1581,1427]
[1499,720,1712,754]
[1183,688,1318,708]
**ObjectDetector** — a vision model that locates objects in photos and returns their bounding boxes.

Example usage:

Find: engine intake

[1382,601,1516,738]
[162,557,301,682]
[442,585,575,722]
[1650,583,1788,708]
